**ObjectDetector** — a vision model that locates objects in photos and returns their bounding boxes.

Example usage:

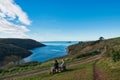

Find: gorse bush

[110,49,120,62]
[74,50,100,59]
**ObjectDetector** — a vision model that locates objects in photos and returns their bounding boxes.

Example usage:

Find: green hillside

[67,37,120,59]
[0,38,45,50]
[0,38,45,67]
[0,43,32,65]
[96,58,120,80]
[1,37,120,80]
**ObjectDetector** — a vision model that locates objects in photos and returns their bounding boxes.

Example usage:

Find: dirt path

[0,55,101,80]
[93,60,104,80]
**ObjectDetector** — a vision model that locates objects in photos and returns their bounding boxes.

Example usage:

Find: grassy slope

[1,37,120,80]
[0,56,90,77]
[0,43,32,61]
[93,37,120,80]
[18,61,94,80]
[0,38,45,50]
[96,58,120,80]
[95,37,120,80]
[58,37,120,80]
[67,37,120,58]
[0,38,45,66]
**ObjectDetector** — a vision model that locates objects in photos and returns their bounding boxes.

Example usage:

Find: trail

[93,60,104,80]
[0,55,100,80]
[93,45,107,80]
[93,60,100,80]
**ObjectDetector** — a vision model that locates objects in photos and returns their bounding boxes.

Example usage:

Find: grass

[1,37,120,79]
[96,58,120,80]
[17,61,94,80]
[0,55,94,77]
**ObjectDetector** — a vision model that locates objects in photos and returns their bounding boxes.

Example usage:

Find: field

[17,61,94,80]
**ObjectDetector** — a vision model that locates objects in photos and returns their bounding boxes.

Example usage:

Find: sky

[0,0,120,41]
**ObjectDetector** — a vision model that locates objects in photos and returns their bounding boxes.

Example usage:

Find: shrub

[110,49,120,62]
[75,50,100,59]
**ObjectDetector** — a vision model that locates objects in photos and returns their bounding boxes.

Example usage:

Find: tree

[99,37,104,41]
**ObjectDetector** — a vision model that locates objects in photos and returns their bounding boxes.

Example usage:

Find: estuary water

[24,41,77,62]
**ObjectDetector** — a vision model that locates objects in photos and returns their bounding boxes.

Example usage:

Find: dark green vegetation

[0,38,45,67]
[0,43,31,65]
[110,49,120,62]
[0,38,45,50]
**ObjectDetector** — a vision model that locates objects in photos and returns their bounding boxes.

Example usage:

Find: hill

[67,37,120,80]
[67,37,120,58]
[0,37,120,80]
[0,38,45,50]
[0,43,32,66]
[0,38,45,67]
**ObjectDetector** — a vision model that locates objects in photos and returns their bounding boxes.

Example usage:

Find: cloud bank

[0,0,31,38]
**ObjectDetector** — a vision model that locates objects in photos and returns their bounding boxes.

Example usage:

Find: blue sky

[1,0,120,41]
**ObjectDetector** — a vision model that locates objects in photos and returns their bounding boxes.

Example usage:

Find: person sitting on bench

[60,59,66,71]
[51,59,59,73]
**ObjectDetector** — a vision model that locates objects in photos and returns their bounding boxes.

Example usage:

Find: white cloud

[0,0,31,38]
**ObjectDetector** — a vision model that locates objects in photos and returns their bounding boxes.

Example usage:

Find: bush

[75,51,100,59]
[110,50,120,62]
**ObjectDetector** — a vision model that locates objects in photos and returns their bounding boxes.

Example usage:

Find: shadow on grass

[49,68,75,75]
[65,69,74,72]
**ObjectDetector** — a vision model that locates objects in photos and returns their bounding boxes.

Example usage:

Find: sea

[24,41,78,62]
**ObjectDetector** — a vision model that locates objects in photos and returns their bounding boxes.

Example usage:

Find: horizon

[0,0,120,41]
[0,35,119,41]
